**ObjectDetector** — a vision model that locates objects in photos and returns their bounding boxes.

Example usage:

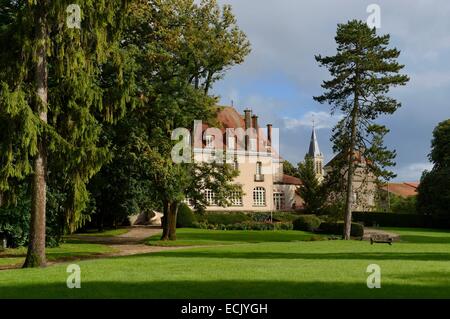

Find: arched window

[253,187,266,206]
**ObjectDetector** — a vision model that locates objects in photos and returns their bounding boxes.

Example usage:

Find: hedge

[293,215,322,232]
[352,212,450,229]
[318,221,364,237]
[176,204,196,228]
[192,221,294,231]
[196,212,251,225]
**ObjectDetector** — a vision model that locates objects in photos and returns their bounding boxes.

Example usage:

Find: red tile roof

[277,174,302,185]
[380,182,419,198]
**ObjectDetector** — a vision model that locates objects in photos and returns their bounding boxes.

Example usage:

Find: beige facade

[191,107,300,212]
[324,154,378,212]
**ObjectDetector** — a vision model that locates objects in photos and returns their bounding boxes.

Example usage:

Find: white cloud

[394,162,433,182]
[284,111,342,130]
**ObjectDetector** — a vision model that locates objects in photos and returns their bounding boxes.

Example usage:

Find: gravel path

[70,226,183,256]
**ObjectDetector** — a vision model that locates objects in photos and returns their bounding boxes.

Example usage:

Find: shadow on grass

[145,250,450,262]
[0,279,449,299]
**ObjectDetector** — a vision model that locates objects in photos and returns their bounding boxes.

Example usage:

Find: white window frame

[253,187,266,207]
[273,191,285,210]
[230,191,243,207]
[204,189,217,206]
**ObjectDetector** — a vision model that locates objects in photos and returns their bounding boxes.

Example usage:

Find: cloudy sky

[212,0,450,182]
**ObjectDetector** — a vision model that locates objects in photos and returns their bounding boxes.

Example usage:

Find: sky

[212,0,450,182]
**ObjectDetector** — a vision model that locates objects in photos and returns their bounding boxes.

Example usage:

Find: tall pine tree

[314,20,409,239]
[0,1,132,267]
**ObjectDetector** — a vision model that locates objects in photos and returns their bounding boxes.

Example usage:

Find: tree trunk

[23,3,48,268]
[168,201,179,241]
[343,75,360,240]
[161,200,170,240]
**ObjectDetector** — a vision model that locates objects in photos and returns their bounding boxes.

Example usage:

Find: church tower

[306,123,324,181]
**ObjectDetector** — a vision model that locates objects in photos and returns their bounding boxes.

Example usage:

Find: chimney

[244,109,252,129]
[252,115,259,151]
[267,124,272,145]
[251,115,258,130]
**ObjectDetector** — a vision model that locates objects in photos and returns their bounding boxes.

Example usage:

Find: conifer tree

[0,0,131,267]
[314,20,409,239]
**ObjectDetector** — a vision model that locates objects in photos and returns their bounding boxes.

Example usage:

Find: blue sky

[212,0,450,182]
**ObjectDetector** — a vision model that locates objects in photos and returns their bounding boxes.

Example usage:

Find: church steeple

[308,122,322,157]
[306,122,324,181]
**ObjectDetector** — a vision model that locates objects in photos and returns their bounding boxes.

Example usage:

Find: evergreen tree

[298,157,324,214]
[0,1,131,267]
[314,20,409,239]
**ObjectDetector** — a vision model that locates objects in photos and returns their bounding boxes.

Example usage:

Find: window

[273,192,285,210]
[253,187,266,206]
[204,189,217,206]
[205,135,214,148]
[256,162,262,175]
[230,191,243,206]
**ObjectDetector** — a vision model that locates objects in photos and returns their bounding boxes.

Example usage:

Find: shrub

[197,212,251,225]
[318,221,364,237]
[251,213,270,222]
[293,215,322,232]
[176,203,196,228]
[272,212,301,222]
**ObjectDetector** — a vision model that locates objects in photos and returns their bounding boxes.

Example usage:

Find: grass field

[0,239,116,268]
[147,229,324,246]
[0,228,449,298]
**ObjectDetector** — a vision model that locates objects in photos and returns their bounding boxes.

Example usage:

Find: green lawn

[0,228,450,298]
[147,229,324,246]
[0,239,116,268]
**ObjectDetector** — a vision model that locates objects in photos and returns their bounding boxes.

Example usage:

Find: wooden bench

[370,234,393,245]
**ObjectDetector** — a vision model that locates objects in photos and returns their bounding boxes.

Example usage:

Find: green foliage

[314,20,409,181]
[314,20,409,239]
[298,157,325,214]
[417,120,450,219]
[283,161,300,178]
[197,212,251,225]
[293,215,322,232]
[352,212,428,228]
[319,221,364,238]
[0,0,133,234]
[390,195,417,214]
[176,204,196,228]
[0,183,66,248]
[193,221,293,231]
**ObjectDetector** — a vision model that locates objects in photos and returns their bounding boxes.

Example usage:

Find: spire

[308,123,321,157]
